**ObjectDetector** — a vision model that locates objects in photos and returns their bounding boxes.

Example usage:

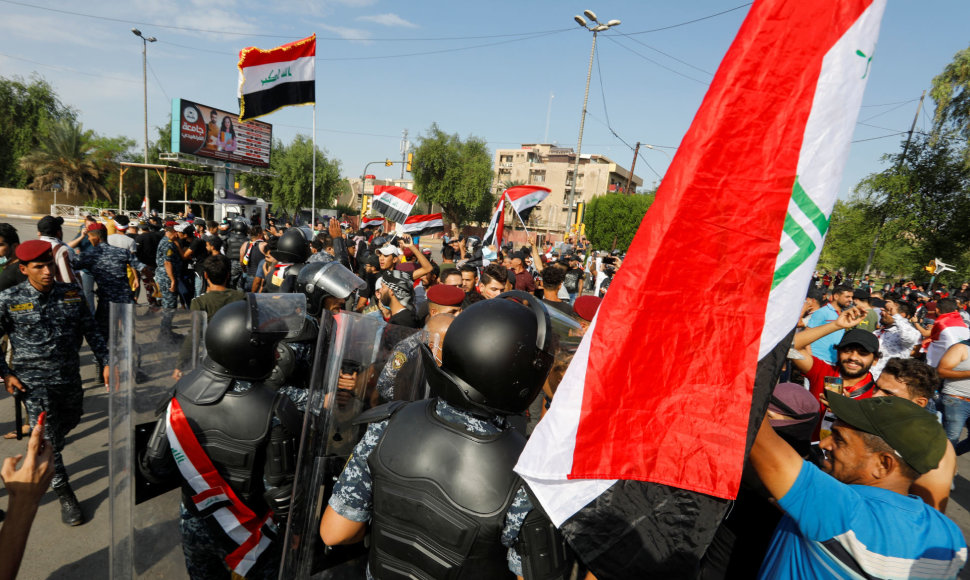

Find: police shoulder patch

[64,289,80,298]
[166,249,173,257]
[9,303,33,312]
[391,351,407,370]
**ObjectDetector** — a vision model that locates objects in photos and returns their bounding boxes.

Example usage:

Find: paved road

[1,213,969,577]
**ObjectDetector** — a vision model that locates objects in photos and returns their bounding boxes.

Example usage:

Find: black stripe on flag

[240,81,315,121]
[372,201,410,224]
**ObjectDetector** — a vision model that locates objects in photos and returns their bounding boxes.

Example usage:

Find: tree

[19,118,114,201]
[0,75,75,188]
[240,135,342,213]
[817,197,916,278]
[148,120,213,212]
[411,123,495,225]
[930,46,970,151]
[583,192,656,251]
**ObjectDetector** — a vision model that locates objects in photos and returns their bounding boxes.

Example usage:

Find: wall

[0,188,86,216]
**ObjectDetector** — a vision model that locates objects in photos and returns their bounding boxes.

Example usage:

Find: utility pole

[625,142,640,194]
[862,90,926,276]
[400,129,409,180]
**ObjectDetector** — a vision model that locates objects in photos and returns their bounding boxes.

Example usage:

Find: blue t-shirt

[807,304,842,364]
[758,460,967,579]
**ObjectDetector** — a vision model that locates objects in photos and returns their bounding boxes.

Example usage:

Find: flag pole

[311,103,317,228]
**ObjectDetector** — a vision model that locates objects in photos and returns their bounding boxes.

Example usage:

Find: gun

[14,390,23,441]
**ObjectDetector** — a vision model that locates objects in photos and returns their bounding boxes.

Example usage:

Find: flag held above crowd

[399,213,444,237]
[503,185,550,223]
[372,185,418,223]
[481,195,505,248]
[238,34,316,122]
[515,0,886,572]
[361,216,386,228]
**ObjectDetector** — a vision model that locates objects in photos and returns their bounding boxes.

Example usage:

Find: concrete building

[493,143,644,236]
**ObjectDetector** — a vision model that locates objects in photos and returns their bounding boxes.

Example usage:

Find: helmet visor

[313,262,365,299]
[249,293,308,339]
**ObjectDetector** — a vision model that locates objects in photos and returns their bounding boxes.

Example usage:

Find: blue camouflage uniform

[155,235,182,334]
[374,332,426,401]
[76,241,146,337]
[328,399,531,577]
[0,281,109,488]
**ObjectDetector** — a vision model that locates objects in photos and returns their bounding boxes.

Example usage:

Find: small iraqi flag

[361,216,386,228]
[504,185,550,222]
[515,0,886,575]
[372,185,417,223]
[400,213,444,237]
[481,195,505,248]
[238,34,315,122]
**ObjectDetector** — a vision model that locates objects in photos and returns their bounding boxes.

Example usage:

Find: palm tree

[19,119,112,201]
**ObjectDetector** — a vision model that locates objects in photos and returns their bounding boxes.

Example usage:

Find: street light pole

[565,11,620,235]
[132,29,156,216]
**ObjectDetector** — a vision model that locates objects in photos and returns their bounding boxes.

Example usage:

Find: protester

[926,298,970,368]
[805,284,854,364]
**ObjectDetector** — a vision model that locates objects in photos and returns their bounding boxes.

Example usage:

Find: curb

[0,214,83,224]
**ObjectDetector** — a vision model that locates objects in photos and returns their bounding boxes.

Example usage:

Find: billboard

[171,98,272,168]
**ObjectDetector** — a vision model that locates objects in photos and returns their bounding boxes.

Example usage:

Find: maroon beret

[396,262,417,273]
[87,222,106,232]
[573,295,602,322]
[427,283,465,307]
[16,240,53,263]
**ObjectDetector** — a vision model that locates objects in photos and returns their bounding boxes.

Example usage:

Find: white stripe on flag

[375,193,414,216]
[239,56,315,96]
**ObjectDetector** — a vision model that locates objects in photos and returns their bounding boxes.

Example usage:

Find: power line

[852,132,905,143]
[859,99,919,123]
[624,3,752,35]
[0,51,138,84]
[147,60,170,102]
[601,35,709,86]
[609,32,714,76]
[860,97,921,108]
[0,0,572,41]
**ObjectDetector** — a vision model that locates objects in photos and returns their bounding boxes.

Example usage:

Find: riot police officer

[319,291,574,578]
[262,228,310,293]
[226,218,249,290]
[140,294,307,579]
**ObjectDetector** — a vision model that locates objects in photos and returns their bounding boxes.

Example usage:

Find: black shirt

[388,308,420,328]
[135,232,161,268]
[0,261,27,293]
[541,298,575,317]
[187,238,207,273]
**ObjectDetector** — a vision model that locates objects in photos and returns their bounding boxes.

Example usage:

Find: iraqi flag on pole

[238,34,315,122]
[515,0,886,574]
[361,216,386,228]
[481,195,505,247]
[372,185,418,224]
[400,213,444,237]
[504,185,550,222]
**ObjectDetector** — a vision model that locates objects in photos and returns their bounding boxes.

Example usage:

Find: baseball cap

[37,215,64,236]
[827,393,947,475]
[363,254,380,268]
[427,283,465,307]
[15,240,53,263]
[853,288,870,300]
[836,329,879,354]
[378,245,401,256]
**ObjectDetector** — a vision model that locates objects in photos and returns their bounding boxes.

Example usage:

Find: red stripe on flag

[238,34,315,68]
[568,0,873,498]
[373,185,417,204]
[504,185,551,202]
[403,213,442,224]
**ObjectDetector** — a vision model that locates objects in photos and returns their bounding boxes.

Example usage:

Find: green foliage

[148,120,213,210]
[583,192,656,251]
[411,123,495,225]
[930,46,970,148]
[240,134,342,212]
[0,74,75,188]
[817,197,916,278]
[19,118,115,201]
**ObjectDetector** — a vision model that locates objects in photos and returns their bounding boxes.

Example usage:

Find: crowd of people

[0,210,968,579]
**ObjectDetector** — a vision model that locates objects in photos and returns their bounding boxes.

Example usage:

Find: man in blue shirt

[751,393,966,579]
[806,284,854,364]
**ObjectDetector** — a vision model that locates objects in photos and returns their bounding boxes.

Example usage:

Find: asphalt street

[0,213,969,578]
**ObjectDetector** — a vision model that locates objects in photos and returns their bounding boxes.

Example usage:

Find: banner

[399,213,444,237]
[170,98,272,168]
[372,185,417,223]
[516,0,886,530]
[238,34,316,122]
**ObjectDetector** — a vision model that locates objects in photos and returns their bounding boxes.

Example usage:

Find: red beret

[572,295,602,322]
[396,262,417,273]
[16,240,53,263]
[164,221,177,228]
[87,223,106,232]
[427,283,465,307]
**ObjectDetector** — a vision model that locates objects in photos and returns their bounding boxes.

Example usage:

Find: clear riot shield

[109,303,206,580]
[280,312,427,579]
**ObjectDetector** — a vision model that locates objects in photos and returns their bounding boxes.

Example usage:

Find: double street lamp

[565,10,620,232]
[132,28,156,213]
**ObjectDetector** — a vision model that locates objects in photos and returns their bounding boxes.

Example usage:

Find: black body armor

[366,400,524,579]
[227,232,247,263]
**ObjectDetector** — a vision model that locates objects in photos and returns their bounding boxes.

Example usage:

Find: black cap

[37,215,64,236]
[836,329,879,354]
[853,289,870,300]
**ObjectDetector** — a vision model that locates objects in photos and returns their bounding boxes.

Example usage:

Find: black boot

[53,483,84,526]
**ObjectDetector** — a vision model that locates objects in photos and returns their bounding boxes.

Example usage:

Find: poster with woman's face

[173,98,271,167]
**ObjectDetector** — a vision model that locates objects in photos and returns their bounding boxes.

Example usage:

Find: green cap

[827,393,946,475]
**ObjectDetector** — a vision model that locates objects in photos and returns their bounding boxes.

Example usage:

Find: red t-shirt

[804,356,874,441]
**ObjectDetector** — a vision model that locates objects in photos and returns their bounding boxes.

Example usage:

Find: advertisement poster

[171,98,272,168]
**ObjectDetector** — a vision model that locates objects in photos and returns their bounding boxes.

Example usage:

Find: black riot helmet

[204,294,308,380]
[422,290,555,416]
[296,261,365,316]
[271,227,310,263]
[232,218,249,235]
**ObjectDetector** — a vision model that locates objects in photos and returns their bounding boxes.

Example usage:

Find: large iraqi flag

[238,35,315,122]
[504,185,550,222]
[515,0,886,568]
[372,185,418,223]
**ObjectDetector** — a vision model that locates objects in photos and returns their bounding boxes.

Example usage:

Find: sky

[1,0,968,199]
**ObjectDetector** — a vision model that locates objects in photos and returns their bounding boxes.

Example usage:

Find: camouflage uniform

[0,281,109,488]
[328,399,530,577]
[374,332,425,401]
[307,251,334,264]
[155,236,182,335]
[76,242,146,338]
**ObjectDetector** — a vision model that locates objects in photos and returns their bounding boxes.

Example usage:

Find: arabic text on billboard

[170,98,272,168]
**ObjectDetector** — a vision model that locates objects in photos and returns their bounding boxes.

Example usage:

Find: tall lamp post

[565,10,620,233]
[132,28,156,215]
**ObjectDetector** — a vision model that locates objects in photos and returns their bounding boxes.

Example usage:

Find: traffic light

[406,152,413,172]
[361,195,372,216]
[924,260,936,274]
[385,159,393,167]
